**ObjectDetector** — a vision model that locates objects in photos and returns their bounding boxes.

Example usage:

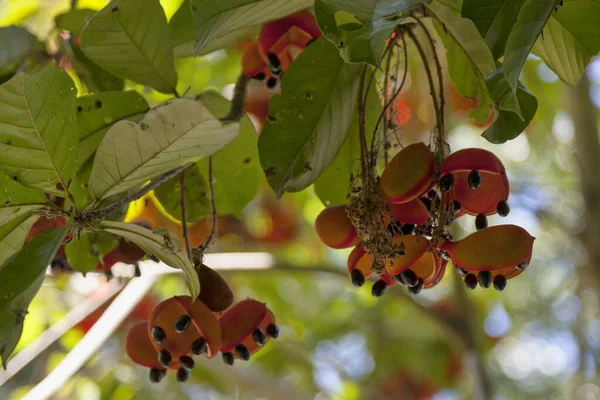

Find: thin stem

[179,171,192,260]
[382,40,394,165]
[221,73,250,122]
[194,157,218,263]
[357,67,370,185]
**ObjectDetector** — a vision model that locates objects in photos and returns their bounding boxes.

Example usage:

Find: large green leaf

[0,214,38,267]
[88,98,239,200]
[0,170,48,227]
[66,42,125,93]
[0,67,78,197]
[532,0,600,86]
[0,26,44,75]
[502,0,558,92]
[80,0,178,94]
[100,221,199,298]
[65,230,117,275]
[315,0,429,65]
[461,0,524,59]
[258,38,361,197]
[55,8,97,36]
[191,0,313,56]
[75,91,149,168]
[154,164,211,222]
[0,226,67,368]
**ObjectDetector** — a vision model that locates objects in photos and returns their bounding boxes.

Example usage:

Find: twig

[179,171,192,260]
[357,67,371,185]
[221,73,250,122]
[193,157,218,264]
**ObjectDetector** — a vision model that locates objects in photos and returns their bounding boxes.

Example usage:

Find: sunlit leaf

[0,214,38,267]
[0,171,48,227]
[0,26,44,76]
[55,8,96,36]
[154,164,211,222]
[65,230,117,275]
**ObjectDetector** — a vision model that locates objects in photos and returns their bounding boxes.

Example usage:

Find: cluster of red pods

[125,265,278,383]
[316,144,535,295]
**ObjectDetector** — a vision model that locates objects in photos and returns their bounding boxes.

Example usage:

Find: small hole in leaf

[304,92,313,100]
[94,100,102,109]
[264,167,277,177]
[267,115,276,122]
[111,6,119,12]
[243,157,251,164]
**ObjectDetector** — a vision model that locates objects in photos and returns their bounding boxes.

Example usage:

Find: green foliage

[154,165,211,222]
[0,26,44,76]
[0,215,38,267]
[64,231,117,275]
[55,8,96,36]
[0,171,48,227]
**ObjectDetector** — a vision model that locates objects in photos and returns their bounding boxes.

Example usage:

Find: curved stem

[179,171,192,259]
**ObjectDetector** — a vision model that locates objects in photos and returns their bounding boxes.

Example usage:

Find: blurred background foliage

[1,0,600,399]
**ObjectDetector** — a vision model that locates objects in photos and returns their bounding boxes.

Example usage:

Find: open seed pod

[440,148,509,216]
[380,143,435,204]
[219,299,278,364]
[440,225,535,290]
[347,244,396,294]
[390,198,430,226]
[315,205,359,249]
[126,321,176,383]
[385,236,443,292]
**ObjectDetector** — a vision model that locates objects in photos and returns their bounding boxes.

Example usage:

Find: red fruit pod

[347,244,396,286]
[424,255,447,289]
[380,143,435,204]
[219,299,278,360]
[440,148,509,216]
[440,225,535,280]
[391,198,430,225]
[385,236,438,285]
[148,296,222,360]
[315,205,359,249]
[242,40,269,78]
[127,321,178,369]
[258,12,321,63]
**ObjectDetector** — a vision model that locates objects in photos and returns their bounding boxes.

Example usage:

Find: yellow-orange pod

[380,143,435,204]
[315,205,359,249]
[390,198,430,225]
[126,321,178,369]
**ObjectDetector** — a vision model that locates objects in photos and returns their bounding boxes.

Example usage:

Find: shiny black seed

[393,273,405,285]
[497,200,510,217]
[134,264,141,277]
[235,344,251,361]
[174,315,192,333]
[222,352,235,365]
[176,367,189,382]
[427,189,438,199]
[468,170,482,189]
[464,273,478,290]
[350,269,365,288]
[478,271,492,288]
[453,200,462,213]
[266,77,278,89]
[440,173,454,192]
[408,279,424,295]
[515,262,528,271]
[493,275,507,291]
[251,72,265,80]
[371,279,388,297]
[179,355,195,370]
[420,197,432,210]
[252,328,267,345]
[190,338,207,355]
[266,52,281,75]
[158,349,172,368]
[51,259,66,270]
[266,323,280,339]
[149,368,166,383]
[454,264,468,276]
[401,269,419,287]
[401,224,415,235]
[151,327,166,344]
[475,214,487,230]
[387,220,401,236]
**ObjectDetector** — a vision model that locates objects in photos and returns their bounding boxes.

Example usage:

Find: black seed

[515,262,528,271]
[478,271,492,289]
[420,197,432,210]
[174,315,191,333]
[149,368,166,383]
[251,72,265,80]
[371,279,388,297]
[50,259,66,270]
[158,349,172,368]
[222,352,235,365]
[266,52,281,75]
[179,355,195,370]
[408,279,424,295]
[475,214,487,230]
[235,344,251,361]
[464,273,478,290]
[468,170,482,189]
[176,367,189,382]
[427,189,438,199]
[266,77,278,89]
[190,338,207,355]
[497,200,510,217]
[400,269,418,287]
[440,173,454,192]
[401,224,415,235]
[151,327,166,344]
[350,269,365,288]
[252,328,267,346]
[493,275,507,291]
[393,273,405,285]
[266,323,280,339]
[453,200,462,213]
[134,265,141,277]
[454,264,468,275]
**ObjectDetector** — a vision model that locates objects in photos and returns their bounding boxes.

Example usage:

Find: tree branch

[179,171,192,259]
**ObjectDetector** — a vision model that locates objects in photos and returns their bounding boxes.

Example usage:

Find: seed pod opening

[385,236,431,278]
[315,205,359,249]
[127,321,174,370]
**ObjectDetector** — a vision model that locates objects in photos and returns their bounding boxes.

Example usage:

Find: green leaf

[191,0,313,56]
[482,82,537,143]
[461,0,524,59]
[532,0,600,86]
[0,170,48,227]
[0,226,67,368]
[0,67,77,197]
[0,214,38,267]
[0,26,44,75]
[55,8,96,36]
[80,0,178,94]
[502,0,558,92]
[314,81,378,206]
[315,0,430,65]
[258,38,362,197]
[67,43,125,93]
[75,91,149,168]
[154,165,211,222]
[88,98,239,200]
[65,230,117,275]
[100,220,199,298]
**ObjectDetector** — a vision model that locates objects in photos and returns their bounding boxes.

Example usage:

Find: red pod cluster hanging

[315,144,535,294]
